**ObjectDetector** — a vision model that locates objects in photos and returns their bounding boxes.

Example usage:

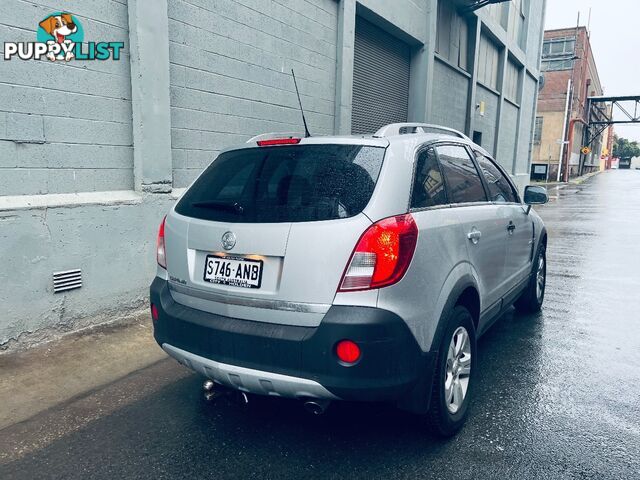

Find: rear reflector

[338,214,418,292]
[151,303,159,322]
[336,340,361,364]
[257,138,301,146]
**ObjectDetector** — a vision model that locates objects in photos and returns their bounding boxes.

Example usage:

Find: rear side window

[474,153,518,203]
[175,144,386,223]
[411,147,448,209]
[436,145,487,204]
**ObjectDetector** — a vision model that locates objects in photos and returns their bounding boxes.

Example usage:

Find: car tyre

[425,305,476,437]
[514,243,546,313]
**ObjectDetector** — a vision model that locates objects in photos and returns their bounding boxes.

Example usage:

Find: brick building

[532,26,604,180]
[0,0,545,348]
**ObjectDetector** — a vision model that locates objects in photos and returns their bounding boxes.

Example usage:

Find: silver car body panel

[376,206,472,352]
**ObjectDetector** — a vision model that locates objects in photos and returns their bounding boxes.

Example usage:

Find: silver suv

[150,123,549,436]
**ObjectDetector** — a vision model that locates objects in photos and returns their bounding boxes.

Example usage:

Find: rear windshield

[175,144,386,223]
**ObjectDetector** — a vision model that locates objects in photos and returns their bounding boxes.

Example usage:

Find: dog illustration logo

[3,12,123,62]
[37,12,83,61]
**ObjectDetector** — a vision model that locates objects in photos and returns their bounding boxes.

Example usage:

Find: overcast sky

[544,0,640,141]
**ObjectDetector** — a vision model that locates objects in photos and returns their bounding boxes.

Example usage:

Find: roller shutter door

[351,17,411,134]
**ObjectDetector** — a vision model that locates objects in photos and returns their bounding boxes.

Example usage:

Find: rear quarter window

[175,144,386,223]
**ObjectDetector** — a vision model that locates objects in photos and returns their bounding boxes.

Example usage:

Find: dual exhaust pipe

[203,380,330,414]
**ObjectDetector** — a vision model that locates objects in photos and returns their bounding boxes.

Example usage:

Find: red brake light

[338,214,418,292]
[336,340,361,364]
[256,138,301,146]
[157,216,167,269]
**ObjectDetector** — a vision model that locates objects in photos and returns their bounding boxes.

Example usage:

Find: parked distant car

[150,123,549,436]
[619,158,632,169]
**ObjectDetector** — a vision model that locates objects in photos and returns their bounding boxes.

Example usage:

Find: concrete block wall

[167,0,339,187]
[431,58,470,134]
[0,0,133,196]
[474,85,500,156]
[498,101,519,168]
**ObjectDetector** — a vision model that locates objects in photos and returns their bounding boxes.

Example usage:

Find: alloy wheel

[536,253,546,302]
[445,326,472,414]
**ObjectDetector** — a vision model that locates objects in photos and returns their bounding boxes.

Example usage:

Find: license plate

[203,255,263,289]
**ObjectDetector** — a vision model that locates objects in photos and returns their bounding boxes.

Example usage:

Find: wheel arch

[400,275,480,415]
[428,274,480,352]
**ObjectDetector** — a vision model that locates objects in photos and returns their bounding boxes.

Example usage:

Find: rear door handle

[467,228,482,244]
[507,221,516,234]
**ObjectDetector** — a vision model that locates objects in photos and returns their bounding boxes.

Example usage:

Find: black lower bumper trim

[150,277,434,403]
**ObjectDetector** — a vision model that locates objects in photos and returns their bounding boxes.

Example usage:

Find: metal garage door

[351,17,411,134]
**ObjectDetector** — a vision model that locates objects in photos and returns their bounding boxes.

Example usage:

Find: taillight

[157,216,167,269]
[338,214,418,292]
[257,138,301,146]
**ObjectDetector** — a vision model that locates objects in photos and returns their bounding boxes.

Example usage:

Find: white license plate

[203,255,263,289]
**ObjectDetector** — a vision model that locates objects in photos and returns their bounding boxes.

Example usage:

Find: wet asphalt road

[2,170,639,479]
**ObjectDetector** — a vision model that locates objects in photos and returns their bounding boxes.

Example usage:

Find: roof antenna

[291,69,311,138]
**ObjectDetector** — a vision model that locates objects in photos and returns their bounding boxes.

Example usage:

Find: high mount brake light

[338,214,418,292]
[256,138,301,146]
[157,216,167,269]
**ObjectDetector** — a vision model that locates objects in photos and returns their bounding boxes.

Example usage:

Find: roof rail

[373,123,470,140]
[246,132,304,144]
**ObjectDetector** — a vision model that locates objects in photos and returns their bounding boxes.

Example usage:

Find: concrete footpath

[0,313,165,430]
[532,169,601,188]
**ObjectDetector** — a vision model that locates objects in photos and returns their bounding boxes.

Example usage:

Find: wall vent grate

[53,269,82,293]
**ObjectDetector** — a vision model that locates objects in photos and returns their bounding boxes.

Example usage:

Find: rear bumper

[150,277,434,403]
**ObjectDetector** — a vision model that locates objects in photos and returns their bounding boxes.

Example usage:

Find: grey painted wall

[0,194,173,347]
[0,0,133,196]
[474,85,500,157]
[0,0,546,349]
[517,73,539,174]
[431,58,470,134]
[497,101,519,169]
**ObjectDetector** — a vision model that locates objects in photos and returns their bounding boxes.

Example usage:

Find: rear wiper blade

[191,201,244,214]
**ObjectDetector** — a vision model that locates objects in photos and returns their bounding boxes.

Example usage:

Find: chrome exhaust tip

[235,391,249,406]
[203,379,218,402]
[303,399,331,415]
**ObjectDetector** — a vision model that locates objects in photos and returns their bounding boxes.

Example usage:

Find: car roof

[222,123,491,158]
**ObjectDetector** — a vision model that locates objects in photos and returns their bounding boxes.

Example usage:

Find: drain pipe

[563,118,589,182]
[558,79,572,182]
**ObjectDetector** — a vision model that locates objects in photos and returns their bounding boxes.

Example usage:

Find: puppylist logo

[4,12,124,62]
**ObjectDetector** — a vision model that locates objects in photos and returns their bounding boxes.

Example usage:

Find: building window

[436,0,470,71]
[534,117,543,144]
[542,37,576,57]
[541,36,576,71]
[541,59,574,72]
[477,34,500,91]
[504,59,520,102]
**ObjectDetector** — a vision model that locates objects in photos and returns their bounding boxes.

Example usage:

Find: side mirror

[523,185,549,206]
